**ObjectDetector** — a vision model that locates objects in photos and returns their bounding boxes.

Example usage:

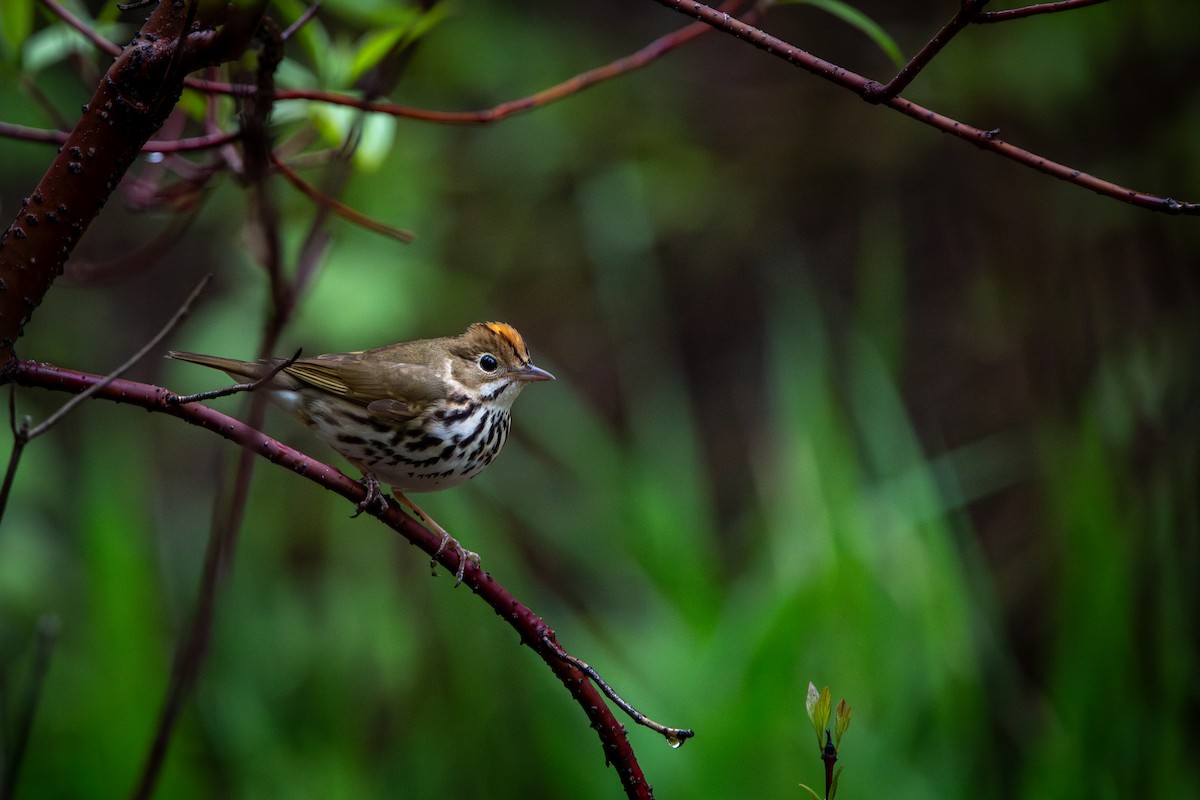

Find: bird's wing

[285,353,446,422]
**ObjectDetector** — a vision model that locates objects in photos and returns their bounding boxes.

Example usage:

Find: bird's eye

[478,353,499,372]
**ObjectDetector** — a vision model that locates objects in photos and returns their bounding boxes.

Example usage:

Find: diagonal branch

[12,359,665,800]
[869,0,989,101]
[269,154,415,243]
[649,0,1198,215]
[977,0,1111,23]
[0,276,210,522]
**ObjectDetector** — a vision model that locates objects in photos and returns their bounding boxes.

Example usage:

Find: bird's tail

[167,351,281,383]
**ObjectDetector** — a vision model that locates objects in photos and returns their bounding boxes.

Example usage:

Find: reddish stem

[186,0,754,126]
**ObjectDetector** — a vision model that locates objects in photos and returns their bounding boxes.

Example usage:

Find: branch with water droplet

[542,633,695,749]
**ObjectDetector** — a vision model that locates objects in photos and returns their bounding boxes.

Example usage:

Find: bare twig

[0,276,211,523]
[187,0,755,125]
[18,75,73,133]
[870,0,989,101]
[39,0,122,57]
[270,154,415,243]
[165,350,301,405]
[543,633,695,748]
[0,389,30,539]
[0,615,60,800]
[650,0,1199,215]
[281,2,322,41]
[14,360,660,799]
[977,0,1111,23]
[0,122,241,153]
[26,276,211,441]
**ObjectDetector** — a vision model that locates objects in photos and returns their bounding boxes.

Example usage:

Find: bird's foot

[431,531,481,588]
[350,472,389,517]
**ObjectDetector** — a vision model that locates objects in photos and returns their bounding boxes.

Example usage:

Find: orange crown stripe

[484,322,529,358]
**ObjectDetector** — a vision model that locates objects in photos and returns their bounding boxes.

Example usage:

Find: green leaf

[815,685,832,736]
[776,0,905,69]
[354,112,397,171]
[798,783,822,800]
[350,20,418,82]
[21,24,92,73]
[349,4,449,83]
[831,763,845,800]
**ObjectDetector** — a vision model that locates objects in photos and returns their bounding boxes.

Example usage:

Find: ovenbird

[169,322,554,584]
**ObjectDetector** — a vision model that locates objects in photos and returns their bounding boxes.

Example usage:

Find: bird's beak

[516,364,555,382]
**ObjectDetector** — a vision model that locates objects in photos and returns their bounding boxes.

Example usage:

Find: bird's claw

[350,473,389,517]
[431,532,480,587]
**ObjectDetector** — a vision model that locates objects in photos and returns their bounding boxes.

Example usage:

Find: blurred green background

[1,0,1197,797]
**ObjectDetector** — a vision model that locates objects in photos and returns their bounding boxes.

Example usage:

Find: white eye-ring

[478,353,499,372]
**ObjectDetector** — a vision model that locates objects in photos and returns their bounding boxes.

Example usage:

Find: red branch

[12,359,655,800]
[185,0,753,125]
[649,0,1197,216]
[269,153,415,243]
[0,121,241,153]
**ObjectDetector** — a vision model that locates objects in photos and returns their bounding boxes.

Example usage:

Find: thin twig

[869,0,989,101]
[977,0,1110,23]
[39,0,122,57]
[281,2,322,41]
[0,122,239,153]
[0,390,30,530]
[650,0,1199,215]
[0,276,211,523]
[24,276,211,440]
[269,154,415,243]
[0,615,60,800]
[165,350,301,405]
[187,0,755,125]
[543,634,695,748]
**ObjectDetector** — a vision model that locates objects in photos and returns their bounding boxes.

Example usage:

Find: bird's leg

[350,472,388,517]
[393,491,479,587]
